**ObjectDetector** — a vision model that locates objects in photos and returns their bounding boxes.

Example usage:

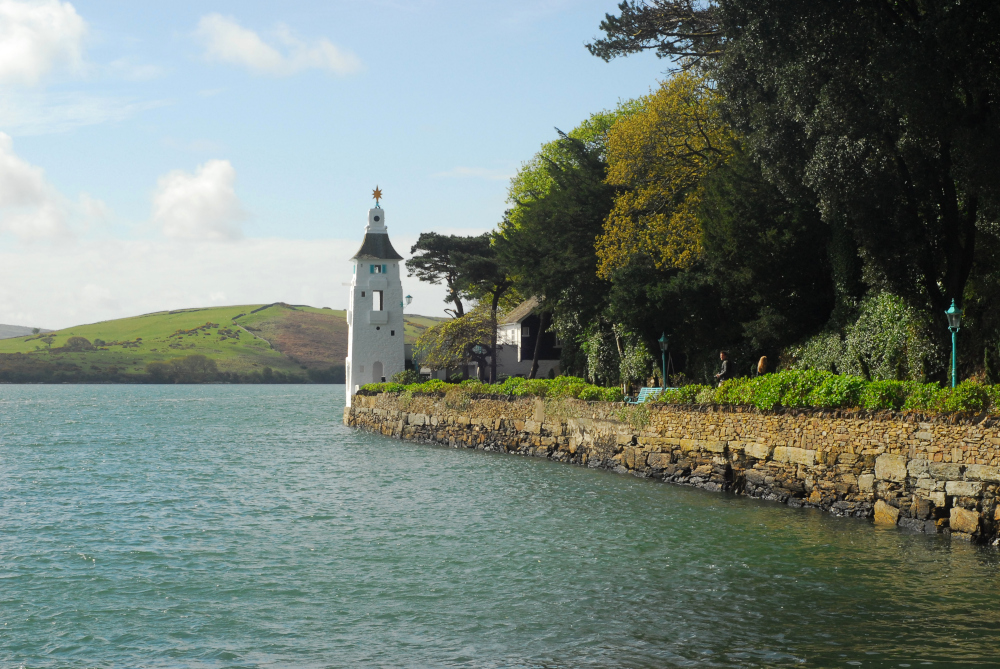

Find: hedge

[663,370,1000,414]
[358,375,624,402]
[358,371,1000,415]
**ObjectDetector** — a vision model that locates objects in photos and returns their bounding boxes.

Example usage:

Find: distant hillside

[0,324,51,339]
[0,305,445,383]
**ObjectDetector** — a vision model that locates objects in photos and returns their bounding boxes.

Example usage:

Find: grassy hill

[0,304,445,383]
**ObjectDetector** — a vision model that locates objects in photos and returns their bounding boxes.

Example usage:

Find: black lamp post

[658,332,669,389]
[945,299,963,388]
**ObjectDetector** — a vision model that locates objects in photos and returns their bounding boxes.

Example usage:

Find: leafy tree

[716,0,1000,355]
[457,237,516,383]
[497,131,618,377]
[699,149,839,357]
[596,71,733,277]
[413,304,497,376]
[406,233,491,317]
[587,0,722,68]
[503,103,643,234]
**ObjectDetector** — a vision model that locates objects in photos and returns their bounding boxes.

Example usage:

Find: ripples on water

[0,385,998,668]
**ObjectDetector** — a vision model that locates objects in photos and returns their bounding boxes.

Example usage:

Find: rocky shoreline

[345,392,1000,545]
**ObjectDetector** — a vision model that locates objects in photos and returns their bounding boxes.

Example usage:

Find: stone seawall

[344,393,1000,544]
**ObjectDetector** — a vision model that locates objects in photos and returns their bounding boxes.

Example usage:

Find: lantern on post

[945,299,963,388]
[658,332,669,390]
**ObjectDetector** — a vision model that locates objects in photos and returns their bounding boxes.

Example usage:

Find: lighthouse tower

[345,192,405,406]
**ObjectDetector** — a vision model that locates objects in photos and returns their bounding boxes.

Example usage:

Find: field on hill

[0,304,445,383]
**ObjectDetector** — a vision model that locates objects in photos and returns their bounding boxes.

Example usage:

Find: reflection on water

[0,385,997,668]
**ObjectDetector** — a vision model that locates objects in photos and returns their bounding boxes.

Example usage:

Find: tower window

[390,330,395,336]
[373,290,383,311]
[371,264,382,274]
[361,291,365,297]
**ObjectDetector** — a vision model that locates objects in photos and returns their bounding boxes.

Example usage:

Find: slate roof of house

[351,232,403,260]
[502,296,540,325]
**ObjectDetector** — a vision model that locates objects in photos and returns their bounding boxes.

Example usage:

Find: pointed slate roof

[351,232,403,260]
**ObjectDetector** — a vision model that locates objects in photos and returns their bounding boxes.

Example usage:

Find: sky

[0,0,667,329]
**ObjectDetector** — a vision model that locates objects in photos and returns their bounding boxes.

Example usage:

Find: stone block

[907,458,930,477]
[858,474,875,492]
[773,446,816,465]
[875,454,908,482]
[929,462,962,480]
[965,464,1000,483]
[745,469,766,485]
[874,500,900,526]
[950,507,980,534]
[945,480,982,497]
[838,452,858,465]
[703,440,727,454]
[679,439,697,452]
[746,443,772,460]
[929,491,946,507]
[647,452,670,470]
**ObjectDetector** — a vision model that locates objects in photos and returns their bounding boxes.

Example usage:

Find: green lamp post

[945,299,963,388]
[658,332,669,390]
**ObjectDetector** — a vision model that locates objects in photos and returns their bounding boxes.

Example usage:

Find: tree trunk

[528,311,551,380]
[489,291,501,383]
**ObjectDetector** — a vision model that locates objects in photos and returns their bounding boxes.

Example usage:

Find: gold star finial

[372,185,383,206]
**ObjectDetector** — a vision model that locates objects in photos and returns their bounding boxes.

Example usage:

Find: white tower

[345,199,405,406]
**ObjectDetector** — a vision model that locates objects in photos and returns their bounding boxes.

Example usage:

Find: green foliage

[941,381,990,414]
[391,369,420,384]
[660,384,710,404]
[859,381,911,411]
[790,293,942,380]
[359,375,624,403]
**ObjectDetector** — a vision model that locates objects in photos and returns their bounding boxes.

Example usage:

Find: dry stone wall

[345,393,1000,544]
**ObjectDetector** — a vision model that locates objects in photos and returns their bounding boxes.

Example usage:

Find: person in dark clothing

[714,350,732,386]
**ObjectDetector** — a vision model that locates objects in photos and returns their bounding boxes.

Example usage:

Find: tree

[457,235,515,382]
[406,233,491,317]
[497,131,619,377]
[699,149,839,357]
[596,71,734,278]
[717,0,1000,333]
[587,0,722,68]
[413,304,497,376]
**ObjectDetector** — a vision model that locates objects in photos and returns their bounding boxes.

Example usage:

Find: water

[1,385,998,668]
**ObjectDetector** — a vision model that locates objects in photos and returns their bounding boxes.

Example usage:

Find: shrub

[391,369,420,384]
[940,381,990,414]
[358,382,407,394]
[810,375,868,409]
[859,380,910,411]
[902,383,947,412]
[64,336,94,352]
[660,385,710,404]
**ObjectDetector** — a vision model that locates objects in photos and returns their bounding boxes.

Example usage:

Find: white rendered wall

[345,207,406,406]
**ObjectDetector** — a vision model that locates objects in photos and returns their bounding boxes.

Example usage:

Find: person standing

[714,350,731,387]
[757,356,768,376]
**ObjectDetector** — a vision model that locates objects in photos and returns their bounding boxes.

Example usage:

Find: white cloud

[432,166,514,181]
[152,159,246,241]
[0,0,87,86]
[0,91,167,136]
[0,131,83,240]
[0,237,453,328]
[195,13,361,76]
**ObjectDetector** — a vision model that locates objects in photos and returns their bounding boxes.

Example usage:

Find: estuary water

[1,385,999,668]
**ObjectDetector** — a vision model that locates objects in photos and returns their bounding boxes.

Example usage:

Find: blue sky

[0,0,665,328]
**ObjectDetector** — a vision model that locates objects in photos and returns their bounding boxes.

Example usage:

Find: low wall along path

[345,392,1000,544]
